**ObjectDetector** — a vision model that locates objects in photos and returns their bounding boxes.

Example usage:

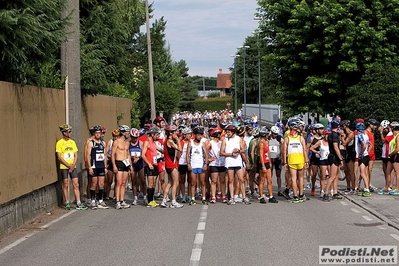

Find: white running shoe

[234,196,243,203]
[91,200,97,210]
[97,201,109,209]
[121,201,130,209]
[170,202,183,208]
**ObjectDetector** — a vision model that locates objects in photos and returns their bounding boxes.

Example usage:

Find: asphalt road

[1,188,399,266]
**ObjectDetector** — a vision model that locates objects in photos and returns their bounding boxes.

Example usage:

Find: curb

[340,193,399,231]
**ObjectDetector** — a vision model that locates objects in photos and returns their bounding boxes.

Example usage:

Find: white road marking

[340,201,348,206]
[362,216,373,221]
[190,205,208,266]
[40,210,76,229]
[197,222,206,231]
[377,226,386,230]
[0,233,35,255]
[351,208,361,213]
[0,210,77,256]
[390,234,399,242]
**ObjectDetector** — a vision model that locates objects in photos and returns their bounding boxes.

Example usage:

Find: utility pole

[145,0,156,122]
[61,0,82,199]
[230,54,240,114]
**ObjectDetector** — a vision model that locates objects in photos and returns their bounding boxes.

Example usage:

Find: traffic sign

[227,102,231,106]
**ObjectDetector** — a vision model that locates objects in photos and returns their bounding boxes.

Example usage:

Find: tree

[176,61,198,111]
[257,0,399,117]
[343,62,399,122]
[0,0,67,85]
[80,0,145,95]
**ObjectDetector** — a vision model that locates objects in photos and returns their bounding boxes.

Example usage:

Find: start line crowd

[55,115,399,210]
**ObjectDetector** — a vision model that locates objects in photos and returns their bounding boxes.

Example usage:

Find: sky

[150,0,260,78]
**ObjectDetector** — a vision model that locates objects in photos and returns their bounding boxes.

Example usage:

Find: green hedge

[194,96,240,111]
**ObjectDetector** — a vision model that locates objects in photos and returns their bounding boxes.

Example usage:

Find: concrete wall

[0,81,131,238]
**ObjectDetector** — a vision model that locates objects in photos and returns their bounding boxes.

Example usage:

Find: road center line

[190,205,208,266]
[340,201,348,206]
[351,208,361,213]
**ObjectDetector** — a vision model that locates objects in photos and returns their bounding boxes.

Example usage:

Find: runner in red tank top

[365,118,378,191]
[160,125,183,208]
[258,126,278,203]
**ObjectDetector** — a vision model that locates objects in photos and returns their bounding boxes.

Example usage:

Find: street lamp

[238,45,250,119]
[230,54,240,114]
[254,17,262,126]
[253,29,262,126]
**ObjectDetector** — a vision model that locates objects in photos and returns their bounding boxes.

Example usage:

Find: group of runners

[55,114,399,210]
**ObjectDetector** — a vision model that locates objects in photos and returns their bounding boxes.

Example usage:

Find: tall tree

[257,0,399,117]
[0,0,67,85]
[343,62,399,122]
[80,0,145,95]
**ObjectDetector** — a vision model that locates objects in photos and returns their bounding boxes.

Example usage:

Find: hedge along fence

[194,96,240,112]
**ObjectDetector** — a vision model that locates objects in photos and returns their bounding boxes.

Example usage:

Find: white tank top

[224,135,243,168]
[209,140,225,167]
[179,141,188,165]
[190,140,205,168]
[356,132,369,157]
[320,141,330,160]
[268,137,281,159]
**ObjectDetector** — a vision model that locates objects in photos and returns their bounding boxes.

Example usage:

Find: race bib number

[269,146,277,153]
[123,159,130,167]
[153,156,157,164]
[95,153,104,161]
[64,152,73,161]
[131,151,141,157]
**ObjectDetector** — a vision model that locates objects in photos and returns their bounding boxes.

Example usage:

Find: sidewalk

[337,160,399,230]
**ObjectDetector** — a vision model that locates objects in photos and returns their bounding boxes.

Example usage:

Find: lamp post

[230,54,240,114]
[238,45,250,119]
[252,30,262,126]
[254,17,262,126]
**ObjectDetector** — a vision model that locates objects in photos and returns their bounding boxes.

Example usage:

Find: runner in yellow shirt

[56,124,87,210]
[282,119,309,203]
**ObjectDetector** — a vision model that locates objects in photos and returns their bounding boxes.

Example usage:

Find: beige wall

[0,81,131,205]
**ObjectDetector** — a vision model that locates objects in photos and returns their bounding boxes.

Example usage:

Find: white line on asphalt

[377,226,386,230]
[0,210,77,256]
[390,234,399,242]
[362,216,373,221]
[190,205,208,266]
[40,210,76,229]
[340,201,348,206]
[391,234,399,241]
[351,208,361,213]
[0,233,35,255]
[197,222,206,231]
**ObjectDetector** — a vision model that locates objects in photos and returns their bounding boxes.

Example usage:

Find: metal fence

[242,104,282,126]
